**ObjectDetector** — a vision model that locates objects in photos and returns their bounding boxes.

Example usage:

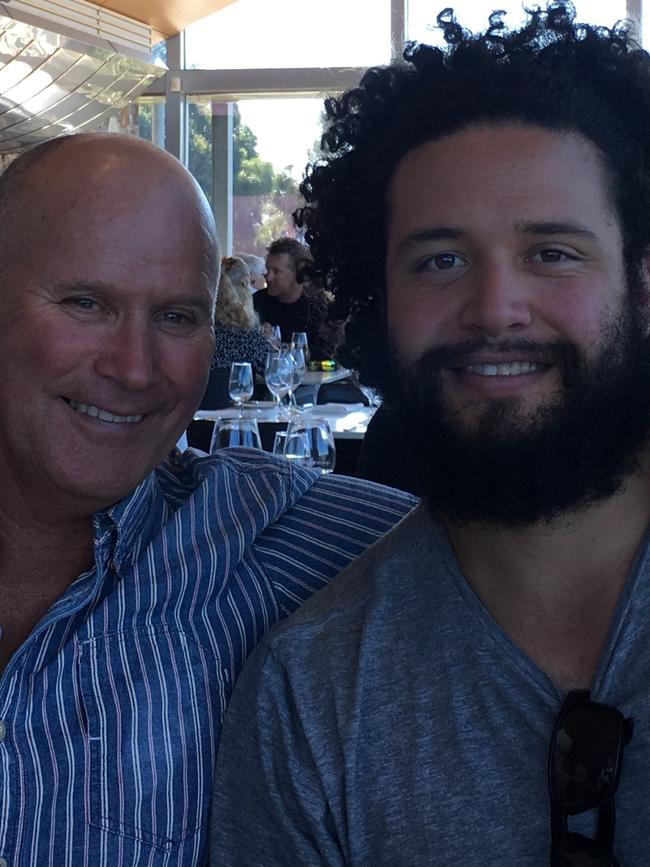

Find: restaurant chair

[316,382,369,406]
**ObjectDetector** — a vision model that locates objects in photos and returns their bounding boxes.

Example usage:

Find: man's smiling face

[385,123,634,433]
[0,137,217,519]
[383,123,650,525]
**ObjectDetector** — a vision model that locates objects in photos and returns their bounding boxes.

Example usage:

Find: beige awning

[88,0,237,43]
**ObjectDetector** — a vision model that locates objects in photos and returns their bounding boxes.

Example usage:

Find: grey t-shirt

[211,504,650,865]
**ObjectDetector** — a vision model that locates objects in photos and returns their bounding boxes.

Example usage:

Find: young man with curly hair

[212,4,650,864]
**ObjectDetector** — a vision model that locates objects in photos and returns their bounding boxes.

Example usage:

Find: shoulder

[265,472,417,547]
[274,501,430,629]
[157,447,323,528]
[253,291,272,309]
[247,470,416,582]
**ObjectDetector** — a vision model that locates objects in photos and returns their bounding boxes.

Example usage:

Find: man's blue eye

[161,311,196,326]
[64,297,97,310]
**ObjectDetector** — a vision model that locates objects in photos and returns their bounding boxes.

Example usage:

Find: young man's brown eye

[433,253,458,269]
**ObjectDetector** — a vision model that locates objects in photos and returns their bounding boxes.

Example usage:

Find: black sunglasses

[548,690,633,867]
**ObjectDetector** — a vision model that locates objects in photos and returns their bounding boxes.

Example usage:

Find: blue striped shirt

[0,448,415,867]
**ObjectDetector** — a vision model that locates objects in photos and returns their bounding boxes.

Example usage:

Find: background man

[0,133,414,865]
[212,5,650,864]
[254,236,336,358]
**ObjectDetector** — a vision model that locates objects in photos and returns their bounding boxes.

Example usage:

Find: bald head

[0,133,220,288]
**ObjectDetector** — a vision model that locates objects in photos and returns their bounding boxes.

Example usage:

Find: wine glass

[272,430,288,457]
[265,350,294,419]
[228,362,254,415]
[283,417,336,473]
[291,331,310,365]
[284,346,306,416]
[210,417,262,452]
[291,347,306,389]
[269,325,282,347]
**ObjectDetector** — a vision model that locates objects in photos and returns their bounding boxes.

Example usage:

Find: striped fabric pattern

[0,448,415,867]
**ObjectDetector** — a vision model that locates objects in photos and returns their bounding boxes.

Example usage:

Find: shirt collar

[93,471,164,575]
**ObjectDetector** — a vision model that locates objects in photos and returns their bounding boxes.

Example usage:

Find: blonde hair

[216,256,260,330]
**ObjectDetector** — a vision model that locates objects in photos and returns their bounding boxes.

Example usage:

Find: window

[184,0,390,70]
[187,96,323,256]
[132,99,166,148]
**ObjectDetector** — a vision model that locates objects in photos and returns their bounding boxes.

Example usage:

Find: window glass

[407,0,629,45]
[185,0,390,69]
[133,99,165,148]
[94,98,165,149]
[188,96,324,257]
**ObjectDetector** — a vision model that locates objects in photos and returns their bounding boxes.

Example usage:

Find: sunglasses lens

[551,706,623,812]
[555,832,620,866]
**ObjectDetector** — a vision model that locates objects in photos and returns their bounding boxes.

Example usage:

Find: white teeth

[464,362,543,377]
[69,400,143,424]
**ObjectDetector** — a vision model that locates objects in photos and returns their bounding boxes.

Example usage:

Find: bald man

[0,134,414,866]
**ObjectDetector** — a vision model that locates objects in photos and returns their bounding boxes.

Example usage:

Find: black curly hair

[295,2,650,387]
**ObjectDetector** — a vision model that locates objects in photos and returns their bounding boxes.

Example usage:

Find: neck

[276,285,303,304]
[445,468,650,690]
[0,499,94,576]
[0,506,95,673]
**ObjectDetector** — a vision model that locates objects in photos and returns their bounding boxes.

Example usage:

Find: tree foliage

[136,98,299,254]
[186,101,298,203]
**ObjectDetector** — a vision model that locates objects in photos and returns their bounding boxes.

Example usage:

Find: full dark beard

[385,300,650,527]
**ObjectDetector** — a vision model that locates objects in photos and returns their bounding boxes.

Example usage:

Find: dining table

[193,401,375,440]
[301,366,355,387]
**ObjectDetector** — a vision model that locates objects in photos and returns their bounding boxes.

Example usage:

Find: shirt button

[0,856,9,866]
[0,720,6,742]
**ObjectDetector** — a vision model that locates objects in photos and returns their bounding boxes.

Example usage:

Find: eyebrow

[515,220,600,241]
[395,227,463,254]
[52,280,113,293]
[395,220,600,253]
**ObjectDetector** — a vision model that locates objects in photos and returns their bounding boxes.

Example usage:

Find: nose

[459,260,532,338]
[93,320,157,390]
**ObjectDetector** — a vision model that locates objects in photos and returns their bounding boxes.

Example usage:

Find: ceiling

[87,0,237,42]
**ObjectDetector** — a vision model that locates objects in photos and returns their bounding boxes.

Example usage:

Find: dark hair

[266,236,312,283]
[295,3,650,385]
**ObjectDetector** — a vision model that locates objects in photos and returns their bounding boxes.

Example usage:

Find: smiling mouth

[66,399,144,424]
[461,361,547,377]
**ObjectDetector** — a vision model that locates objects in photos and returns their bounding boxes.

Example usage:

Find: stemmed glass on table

[291,332,310,365]
[283,417,336,473]
[228,362,254,415]
[210,417,262,452]
[265,349,294,419]
[286,346,306,415]
[269,325,282,347]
